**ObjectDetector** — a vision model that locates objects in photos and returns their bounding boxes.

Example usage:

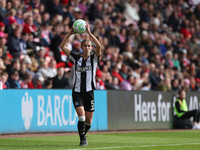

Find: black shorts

[72,90,94,112]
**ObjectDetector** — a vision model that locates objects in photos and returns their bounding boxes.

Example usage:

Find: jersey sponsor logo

[90,100,94,111]
[76,65,91,72]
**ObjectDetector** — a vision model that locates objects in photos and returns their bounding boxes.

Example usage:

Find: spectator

[78,0,89,17]
[168,11,181,32]
[86,2,104,22]
[15,9,24,25]
[52,67,69,89]
[23,15,38,36]
[6,58,20,77]
[107,28,121,48]
[111,65,124,83]
[0,0,7,21]
[50,32,66,63]
[123,0,140,25]
[35,47,46,63]
[171,78,181,91]
[2,54,12,67]
[195,78,200,91]
[119,75,134,90]
[139,72,150,88]
[95,69,105,90]
[47,59,57,78]
[189,76,198,91]
[32,9,42,28]
[157,64,165,81]
[139,2,150,23]
[0,36,7,54]
[0,57,6,73]
[157,77,172,92]
[172,53,181,71]
[30,55,39,73]
[46,0,65,17]
[0,21,6,38]
[41,11,51,24]
[19,72,33,89]
[19,62,27,80]
[7,69,20,88]
[164,51,174,69]
[32,72,45,89]
[25,33,39,54]
[51,13,64,27]
[72,40,82,54]
[40,22,52,46]
[22,55,35,76]
[149,63,160,90]
[180,49,191,70]
[119,62,128,80]
[116,54,124,69]
[0,71,9,89]
[6,16,18,35]
[3,8,16,26]
[5,1,11,13]
[19,32,29,55]
[43,77,53,89]
[105,75,120,90]
[140,81,151,91]
[37,59,50,79]
[10,0,21,10]
[6,27,22,58]
[131,63,142,80]
[110,51,119,67]
[118,27,127,44]
[72,6,83,21]
[182,78,191,92]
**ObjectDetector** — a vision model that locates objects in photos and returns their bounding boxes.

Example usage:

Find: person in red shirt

[111,65,124,83]
[19,72,32,89]
[0,22,6,38]
[95,69,105,90]
[33,73,44,89]
[23,16,37,35]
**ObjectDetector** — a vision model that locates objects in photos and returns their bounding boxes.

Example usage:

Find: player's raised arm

[59,29,75,57]
[85,22,101,57]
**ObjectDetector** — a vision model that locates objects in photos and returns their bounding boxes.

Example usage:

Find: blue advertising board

[0,90,107,134]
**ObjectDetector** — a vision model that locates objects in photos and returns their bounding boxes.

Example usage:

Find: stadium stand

[0,0,200,91]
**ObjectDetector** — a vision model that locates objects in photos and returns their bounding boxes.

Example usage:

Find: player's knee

[85,122,91,126]
[78,116,85,122]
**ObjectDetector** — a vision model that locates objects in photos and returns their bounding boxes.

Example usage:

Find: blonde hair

[81,39,92,47]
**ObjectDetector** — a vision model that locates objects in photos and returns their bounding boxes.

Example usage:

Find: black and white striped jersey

[69,51,98,92]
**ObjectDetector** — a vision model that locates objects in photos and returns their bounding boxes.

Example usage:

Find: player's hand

[85,22,91,34]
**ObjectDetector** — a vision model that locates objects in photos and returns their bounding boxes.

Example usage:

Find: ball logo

[21,92,33,130]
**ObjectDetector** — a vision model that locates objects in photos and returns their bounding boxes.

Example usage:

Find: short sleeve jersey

[69,51,98,92]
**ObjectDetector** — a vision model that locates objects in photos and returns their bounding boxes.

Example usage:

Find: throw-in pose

[59,22,101,146]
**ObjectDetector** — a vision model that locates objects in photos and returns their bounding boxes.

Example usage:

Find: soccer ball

[72,19,86,34]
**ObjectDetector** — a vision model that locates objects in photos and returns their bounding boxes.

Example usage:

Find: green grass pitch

[0,130,200,150]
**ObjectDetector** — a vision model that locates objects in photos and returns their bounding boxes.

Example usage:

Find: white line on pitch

[63,143,200,150]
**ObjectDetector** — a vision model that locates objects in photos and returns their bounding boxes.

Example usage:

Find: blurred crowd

[0,0,200,91]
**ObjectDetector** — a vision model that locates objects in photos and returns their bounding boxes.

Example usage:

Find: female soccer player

[59,22,101,146]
